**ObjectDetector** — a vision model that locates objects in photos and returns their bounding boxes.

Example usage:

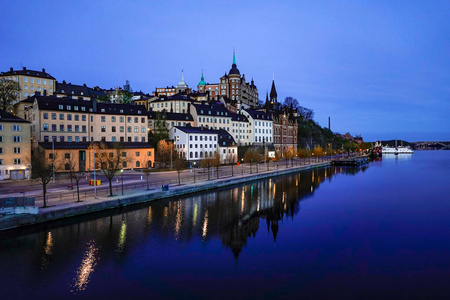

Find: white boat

[382,146,414,154]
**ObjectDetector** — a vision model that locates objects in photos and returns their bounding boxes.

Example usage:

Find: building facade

[0,67,56,103]
[39,141,154,172]
[0,110,31,180]
[218,53,259,107]
[27,96,148,148]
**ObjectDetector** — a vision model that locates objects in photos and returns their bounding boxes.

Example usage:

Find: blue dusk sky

[1,1,449,142]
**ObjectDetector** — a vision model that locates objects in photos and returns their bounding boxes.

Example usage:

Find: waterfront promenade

[0,158,332,231]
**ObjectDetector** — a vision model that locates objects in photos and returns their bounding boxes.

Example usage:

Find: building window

[60,124,64,131]
[120,126,124,133]
[127,127,131,133]
[101,116,105,122]
[122,162,127,168]
[67,114,72,121]
[43,113,48,119]
[82,115,86,121]
[51,113,56,120]
[14,158,21,165]
[82,125,86,132]
[136,161,140,168]
[120,116,124,123]
[112,116,116,122]
[101,126,106,132]
[147,151,152,156]
[13,125,21,131]
[112,126,116,132]
[43,124,49,131]
[75,136,80,142]
[23,77,27,83]
[134,126,138,133]
[14,147,21,154]
[75,125,79,132]
[75,114,79,121]
[60,136,64,142]
[112,136,116,142]
[122,152,127,157]
[51,124,56,131]
[127,117,132,123]
[67,125,72,131]
[60,114,64,120]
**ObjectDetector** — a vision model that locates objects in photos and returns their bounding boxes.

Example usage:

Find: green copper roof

[233,51,236,65]
[198,70,206,86]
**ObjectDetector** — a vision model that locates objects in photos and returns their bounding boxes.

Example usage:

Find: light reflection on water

[1,151,449,298]
[70,241,98,294]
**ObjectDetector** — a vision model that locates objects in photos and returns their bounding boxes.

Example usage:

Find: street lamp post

[170,139,173,171]
[241,158,244,175]
[52,137,55,183]
[93,143,97,199]
[121,168,124,195]
[193,162,196,183]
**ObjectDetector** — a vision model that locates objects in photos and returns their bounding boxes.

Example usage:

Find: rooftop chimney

[10,67,13,71]
[42,68,45,72]
[23,67,26,70]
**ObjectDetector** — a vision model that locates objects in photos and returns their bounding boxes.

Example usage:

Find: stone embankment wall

[0,162,330,232]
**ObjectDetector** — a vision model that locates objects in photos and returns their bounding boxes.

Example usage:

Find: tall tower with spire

[219,50,259,107]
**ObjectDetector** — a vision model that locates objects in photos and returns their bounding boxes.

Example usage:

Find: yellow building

[39,141,155,172]
[0,67,56,103]
[27,95,148,148]
[0,110,31,180]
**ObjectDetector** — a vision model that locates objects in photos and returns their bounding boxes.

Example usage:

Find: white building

[241,108,273,146]
[169,125,218,162]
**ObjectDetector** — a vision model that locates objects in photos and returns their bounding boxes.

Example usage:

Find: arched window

[147,160,152,168]
[65,163,70,171]
[195,152,198,158]
[190,152,193,158]
[200,152,203,158]
[136,161,140,168]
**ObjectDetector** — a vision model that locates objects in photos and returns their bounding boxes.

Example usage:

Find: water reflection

[40,232,53,271]
[70,241,98,293]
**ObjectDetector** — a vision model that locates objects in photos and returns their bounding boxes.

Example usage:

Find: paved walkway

[0,159,332,231]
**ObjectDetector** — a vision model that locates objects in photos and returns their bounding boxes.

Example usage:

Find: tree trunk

[76,181,81,202]
[43,183,47,208]
[146,175,149,190]
[231,164,233,177]
[109,178,113,196]
[178,171,181,185]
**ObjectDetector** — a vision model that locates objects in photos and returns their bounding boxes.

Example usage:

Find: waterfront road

[0,157,333,209]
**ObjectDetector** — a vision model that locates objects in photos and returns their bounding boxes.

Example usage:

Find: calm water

[1,151,449,299]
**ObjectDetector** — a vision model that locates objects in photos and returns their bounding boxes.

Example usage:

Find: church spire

[270,78,277,103]
[233,49,236,65]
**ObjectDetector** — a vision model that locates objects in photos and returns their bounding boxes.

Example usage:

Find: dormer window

[61,90,65,93]
[101,108,105,112]
[89,108,93,112]
[138,110,141,114]
[120,109,123,113]
[71,91,74,94]
[74,106,78,111]
[81,107,86,111]
[80,92,83,95]
[59,105,63,110]
[67,105,71,110]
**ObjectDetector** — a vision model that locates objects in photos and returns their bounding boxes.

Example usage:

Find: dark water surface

[1,151,450,299]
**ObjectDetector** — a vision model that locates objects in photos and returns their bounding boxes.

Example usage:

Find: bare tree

[64,149,85,202]
[283,97,299,111]
[141,168,153,190]
[297,106,314,121]
[173,152,186,185]
[212,152,221,179]
[0,78,21,112]
[31,148,61,208]
[225,152,236,176]
[94,142,129,196]
[201,157,213,180]
[244,149,261,174]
